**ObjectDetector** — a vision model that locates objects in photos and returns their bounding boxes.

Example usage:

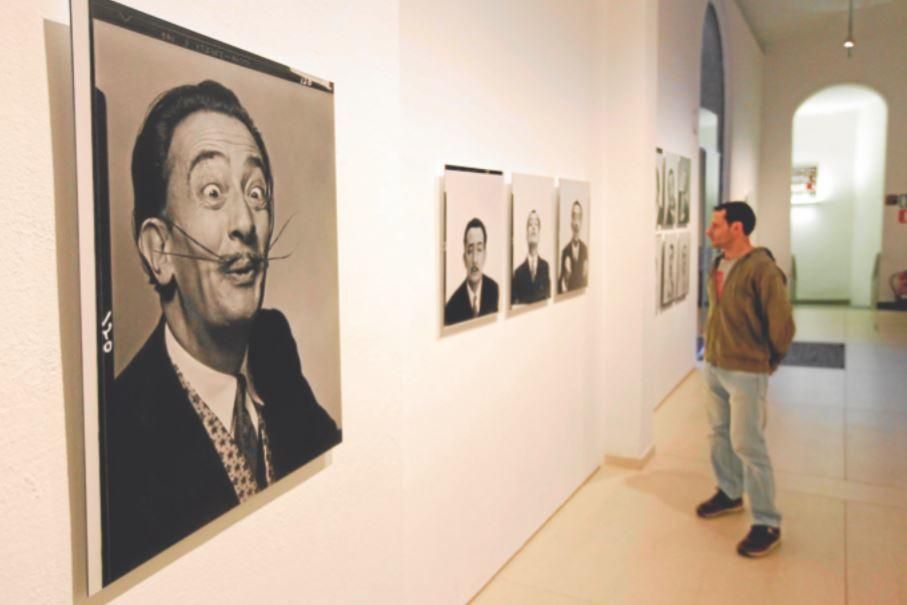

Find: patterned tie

[232,374,262,488]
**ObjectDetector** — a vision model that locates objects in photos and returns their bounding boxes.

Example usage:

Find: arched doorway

[789,85,888,307]
[697,3,724,353]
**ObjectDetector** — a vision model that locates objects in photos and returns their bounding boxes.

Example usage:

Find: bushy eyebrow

[188,149,227,175]
[245,155,266,175]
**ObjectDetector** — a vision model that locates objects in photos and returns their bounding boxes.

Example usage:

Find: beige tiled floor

[472,307,907,605]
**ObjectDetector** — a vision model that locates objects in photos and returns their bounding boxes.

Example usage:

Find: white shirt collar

[164,323,263,432]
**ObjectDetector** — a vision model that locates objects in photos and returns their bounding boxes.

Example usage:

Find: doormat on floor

[780,342,846,369]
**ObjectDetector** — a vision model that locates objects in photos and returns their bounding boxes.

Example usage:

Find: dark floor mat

[780,341,845,369]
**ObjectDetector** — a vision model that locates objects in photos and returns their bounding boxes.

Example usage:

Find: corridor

[473,306,907,604]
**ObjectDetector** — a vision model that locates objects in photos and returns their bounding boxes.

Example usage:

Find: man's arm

[758,266,795,371]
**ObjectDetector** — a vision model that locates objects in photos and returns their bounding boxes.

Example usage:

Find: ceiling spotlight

[844,0,855,57]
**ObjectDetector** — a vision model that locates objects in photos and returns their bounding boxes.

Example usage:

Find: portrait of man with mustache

[103,80,341,584]
[444,217,500,325]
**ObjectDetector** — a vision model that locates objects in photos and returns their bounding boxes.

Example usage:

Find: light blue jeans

[703,363,781,528]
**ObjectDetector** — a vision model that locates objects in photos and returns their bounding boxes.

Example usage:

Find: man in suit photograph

[666,168,677,227]
[445,217,500,325]
[663,241,676,304]
[511,210,551,305]
[103,80,341,584]
[558,201,589,293]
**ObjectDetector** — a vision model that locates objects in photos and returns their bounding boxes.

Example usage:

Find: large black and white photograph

[556,179,592,295]
[73,0,342,591]
[510,174,555,309]
[443,166,505,328]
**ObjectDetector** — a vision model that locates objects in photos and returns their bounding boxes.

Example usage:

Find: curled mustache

[155,213,298,268]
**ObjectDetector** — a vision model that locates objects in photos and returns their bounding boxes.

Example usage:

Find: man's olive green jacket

[705,247,795,374]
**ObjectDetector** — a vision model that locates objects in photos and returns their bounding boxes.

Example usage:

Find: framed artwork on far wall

[660,232,677,308]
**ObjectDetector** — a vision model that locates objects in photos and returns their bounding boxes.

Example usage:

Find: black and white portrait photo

[664,156,678,229]
[557,179,592,295]
[72,0,342,590]
[656,149,665,229]
[510,174,555,308]
[660,233,676,308]
[443,166,505,328]
[675,231,691,301]
[655,233,663,313]
[677,156,691,227]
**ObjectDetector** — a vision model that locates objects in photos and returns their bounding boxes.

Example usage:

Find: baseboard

[794,299,850,306]
[604,444,655,470]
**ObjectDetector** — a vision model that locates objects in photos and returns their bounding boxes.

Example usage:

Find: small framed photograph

[442,166,505,328]
[510,173,556,309]
[556,179,592,296]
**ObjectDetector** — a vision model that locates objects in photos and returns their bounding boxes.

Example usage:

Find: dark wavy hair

[463,217,487,246]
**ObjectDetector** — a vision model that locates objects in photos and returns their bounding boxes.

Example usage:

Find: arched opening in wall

[697,3,724,354]
[790,85,888,308]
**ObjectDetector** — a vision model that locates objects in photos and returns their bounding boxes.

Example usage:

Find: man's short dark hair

[463,217,487,246]
[527,209,540,229]
[715,201,756,235]
[572,200,582,213]
[131,80,273,242]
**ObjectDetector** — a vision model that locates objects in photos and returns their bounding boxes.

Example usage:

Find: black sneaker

[737,525,781,557]
[696,489,743,519]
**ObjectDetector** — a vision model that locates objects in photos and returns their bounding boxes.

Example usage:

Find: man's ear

[137,218,175,287]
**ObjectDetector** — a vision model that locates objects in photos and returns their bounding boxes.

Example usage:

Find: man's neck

[162,297,250,374]
[467,277,482,295]
[527,246,538,262]
[722,238,753,261]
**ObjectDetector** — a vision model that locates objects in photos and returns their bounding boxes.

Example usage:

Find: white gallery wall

[758,1,907,280]
[1,1,762,604]
[652,0,764,409]
[398,2,603,602]
[791,110,860,301]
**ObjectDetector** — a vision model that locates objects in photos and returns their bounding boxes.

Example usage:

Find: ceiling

[733,0,899,48]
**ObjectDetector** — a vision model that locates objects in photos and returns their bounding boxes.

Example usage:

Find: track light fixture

[843,0,855,57]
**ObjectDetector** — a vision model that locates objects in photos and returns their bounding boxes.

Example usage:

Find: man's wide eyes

[248,185,268,205]
[202,183,222,200]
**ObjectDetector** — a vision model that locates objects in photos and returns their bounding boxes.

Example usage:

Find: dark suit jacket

[511,256,551,305]
[559,240,589,293]
[444,275,499,326]
[102,309,341,585]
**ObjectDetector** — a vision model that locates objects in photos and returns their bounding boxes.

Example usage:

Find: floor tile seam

[492,577,604,605]
[844,406,907,421]
[655,452,907,507]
